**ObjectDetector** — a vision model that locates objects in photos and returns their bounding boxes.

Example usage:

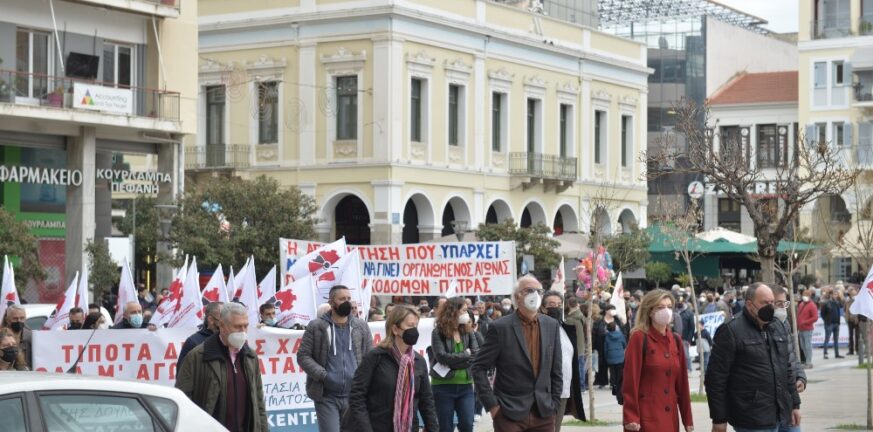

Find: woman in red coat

[622,289,693,432]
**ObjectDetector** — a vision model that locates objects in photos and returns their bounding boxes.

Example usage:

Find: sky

[716,0,799,33]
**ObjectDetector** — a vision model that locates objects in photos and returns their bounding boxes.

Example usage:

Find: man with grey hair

[706,283,801,432]
[178,301,224,367]
[473,275,563,431]
[111,301,145,329]
[176,302,268,431]
[298,285,372,432]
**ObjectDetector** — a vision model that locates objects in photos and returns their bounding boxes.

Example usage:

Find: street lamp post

[450,220,468,242]
[154,204,178,291]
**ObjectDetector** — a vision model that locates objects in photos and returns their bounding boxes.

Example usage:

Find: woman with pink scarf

[345,304,438,432]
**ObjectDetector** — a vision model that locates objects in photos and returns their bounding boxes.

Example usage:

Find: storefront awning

[852,46,873,70]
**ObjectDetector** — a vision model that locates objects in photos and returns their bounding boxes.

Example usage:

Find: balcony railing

[810,16,851,39]
[185,145,250,170]
[508,152,577,181]
[857,143,873,168]
[68,0,180,13]
[0,69,180,121]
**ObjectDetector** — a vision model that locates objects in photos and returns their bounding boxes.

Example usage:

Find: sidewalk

[473,353,872,431]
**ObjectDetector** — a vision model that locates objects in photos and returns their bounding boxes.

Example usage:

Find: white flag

[202,264,228,306]
[43,272,79,330]
[115,260,137,325]
[850,264,873,319]
[1,256,20,321]
[286,238,347,284]
[76,266,90,311]
[610,272,627,324]
[358,278,372,321]
[258,265,277,305]
[166,257,203,328]
[443,279,459,299]
[227,266,236,300]
[150,256,188,328]
[275,274,318,328]
[231,257,250,301]
[314,249,363,305]
[550,257,565,292]
[233,256,260,325]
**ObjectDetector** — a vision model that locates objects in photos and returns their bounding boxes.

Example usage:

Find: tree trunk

[685,259,705,395]
[758,241,778,284]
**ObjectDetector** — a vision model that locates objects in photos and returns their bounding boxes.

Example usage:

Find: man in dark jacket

[175,302,267,432]
[472,275,562,431]
[678,297,695,371]
[177,301,223,367]
[705,283,801,432]
[820,291,844,359]
[298,285,373,432]
[540,291,586,432]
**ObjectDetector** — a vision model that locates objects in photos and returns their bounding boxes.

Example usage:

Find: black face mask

[401,327,419,346]
[545,307,563,322]
[756,304,775,322]
[1,346,17,363]
[9,322,23,333]
[68,322,84,330]
[334,301,352,317]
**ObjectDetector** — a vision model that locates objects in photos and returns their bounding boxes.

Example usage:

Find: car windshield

[38,394,157,432]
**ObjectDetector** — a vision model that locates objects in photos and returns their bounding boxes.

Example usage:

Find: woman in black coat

[593,305,610,388]
[344,305,438,432]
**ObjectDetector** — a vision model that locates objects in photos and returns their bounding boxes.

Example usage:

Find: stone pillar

[94,152,113,240]
[417,225,442,242]
[298,42,317,166]
[372,36,404,162]
[153,142,179,291]
[65,127,97,286]
[371,180,404,244]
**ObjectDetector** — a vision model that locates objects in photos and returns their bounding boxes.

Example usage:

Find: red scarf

[391,344,416,432]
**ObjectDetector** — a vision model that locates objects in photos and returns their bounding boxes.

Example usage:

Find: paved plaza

[474,353,873,431]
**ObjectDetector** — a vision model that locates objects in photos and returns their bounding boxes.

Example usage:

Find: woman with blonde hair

[345,305,438,432]
[621,289,693,432]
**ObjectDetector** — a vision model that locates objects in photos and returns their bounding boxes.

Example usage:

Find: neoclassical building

[191,0,649,245]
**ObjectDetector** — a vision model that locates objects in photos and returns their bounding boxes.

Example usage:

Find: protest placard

[280,238,516,296]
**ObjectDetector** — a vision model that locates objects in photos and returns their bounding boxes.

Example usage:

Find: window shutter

[845,123,853,147]
[844,62,852,86]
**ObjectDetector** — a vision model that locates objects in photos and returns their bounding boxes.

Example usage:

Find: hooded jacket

[298,312,373,402]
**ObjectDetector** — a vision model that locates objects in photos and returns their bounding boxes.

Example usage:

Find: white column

[581,78,592,180]
[65,127,97,285]
[299,42,317,165]
[372,36,404,162]
[371,180,405,244]
[473,54,486,169]
[473,189,485,226]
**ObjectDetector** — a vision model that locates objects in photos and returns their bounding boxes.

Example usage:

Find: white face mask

[774,308,788,323]
[227,331,247,350]
[802,296,810,302]
[652,308,673,327]
[523,292,542,312]
[458,313,471,325]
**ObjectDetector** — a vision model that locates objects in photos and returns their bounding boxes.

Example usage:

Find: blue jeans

[799,330,813,365]
[734,427,779,432]
[314,394,347,432]
[779,420,801,432]
[824,323,841,356]
[432,383,475,432]
[702,351,711,371]
[578,354,588,391]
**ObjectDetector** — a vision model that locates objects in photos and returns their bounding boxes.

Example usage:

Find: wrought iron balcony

[0,69,180,121]
[509,152,577,180]
[810,17,851,39]
[185,145,251,170]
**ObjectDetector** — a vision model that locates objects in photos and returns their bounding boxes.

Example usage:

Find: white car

[19,304,113,330]
[0,372,227,431]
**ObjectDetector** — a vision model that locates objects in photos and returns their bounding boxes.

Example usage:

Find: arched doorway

[441,197,472,237]
[402,200,419,244]
[617,209,638,234]
[485,199,513,224]
[553,204,579,235]
[335,195,370,244]
[520,201,547,228]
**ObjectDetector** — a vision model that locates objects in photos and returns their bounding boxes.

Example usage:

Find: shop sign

[73,83,133,115]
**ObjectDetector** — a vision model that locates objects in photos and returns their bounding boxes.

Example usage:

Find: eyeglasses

[521,288,544,296]
[775,300,790,309]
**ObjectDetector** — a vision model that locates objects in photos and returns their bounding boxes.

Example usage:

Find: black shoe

[824,354,829,359]
[836,355,845,358]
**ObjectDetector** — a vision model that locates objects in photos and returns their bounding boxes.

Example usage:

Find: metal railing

[857,143,873,168]
[0,69,180,121]
[508,152,577,181]
[810,17,851,39]
[185,144,250,170]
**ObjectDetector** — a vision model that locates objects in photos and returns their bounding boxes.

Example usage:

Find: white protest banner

[281,239,517,296]
[811,317,849,347]
[34,318,436,432]
[699,312,725,338]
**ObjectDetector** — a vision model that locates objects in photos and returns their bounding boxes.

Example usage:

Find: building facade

[0,0,197,301]
[799,0,873,282]
[194,0,649,249]
[599,0,797,222]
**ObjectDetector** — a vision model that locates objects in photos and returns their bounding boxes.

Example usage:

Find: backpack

[615,331,682,405]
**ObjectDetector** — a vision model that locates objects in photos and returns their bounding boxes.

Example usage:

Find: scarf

[391,344,416,432]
